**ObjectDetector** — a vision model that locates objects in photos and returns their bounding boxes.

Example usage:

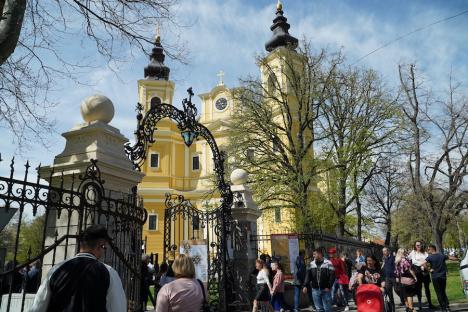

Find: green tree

[318,67,399,238]
[227,44,341,232]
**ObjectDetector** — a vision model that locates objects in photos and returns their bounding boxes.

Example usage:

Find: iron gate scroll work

[0,158,147,311]
[125,88,241,311]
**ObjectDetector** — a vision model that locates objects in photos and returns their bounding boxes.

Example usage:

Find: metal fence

[0,158,147,311]
[252,232,383,264]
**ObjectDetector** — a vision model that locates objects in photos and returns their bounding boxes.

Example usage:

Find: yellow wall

[139,48,316,258]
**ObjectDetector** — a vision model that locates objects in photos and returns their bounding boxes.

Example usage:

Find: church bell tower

[138,31,175,111]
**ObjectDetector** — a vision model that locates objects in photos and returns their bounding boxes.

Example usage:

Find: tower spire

[265,0,298,52]
[144,24,170,80]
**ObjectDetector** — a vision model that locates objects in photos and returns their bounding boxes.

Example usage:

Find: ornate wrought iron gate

[125,88,236,311]
[0,158,147,311]
[163,194,225,307]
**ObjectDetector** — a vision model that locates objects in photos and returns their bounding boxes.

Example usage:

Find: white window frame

[148,213,158,231]
[149,152,160,169]
[192,154,201,171]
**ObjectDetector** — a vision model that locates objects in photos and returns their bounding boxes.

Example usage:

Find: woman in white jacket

[409,240,434,310]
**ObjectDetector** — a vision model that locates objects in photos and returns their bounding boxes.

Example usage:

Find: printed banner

[180,239,208,282]
[288,235,299,275]
[270,234,300,274]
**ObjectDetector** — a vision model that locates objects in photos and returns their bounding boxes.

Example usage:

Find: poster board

[270,234,299,274]
[180,239,208,282]
[288,235,299,275]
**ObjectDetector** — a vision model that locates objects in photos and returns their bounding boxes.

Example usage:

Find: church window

[150,96,162,110]
[247,148,254,161]
[267,73,277,93]
[150,153,159,168]
[192,155,200,171]
[274,207,282,223]
[272,138,280,152]
[148,214,158,231]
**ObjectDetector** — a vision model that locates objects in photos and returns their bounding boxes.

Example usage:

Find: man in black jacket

[30,225,126,312]
[303,248,335,312]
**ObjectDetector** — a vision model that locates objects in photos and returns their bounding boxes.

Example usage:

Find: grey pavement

[296,302,468,312]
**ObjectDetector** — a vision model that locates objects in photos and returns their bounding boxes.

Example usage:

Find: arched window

[150,96,162,110]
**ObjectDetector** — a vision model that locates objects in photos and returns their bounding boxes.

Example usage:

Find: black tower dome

[265,1,298,52]
[144,34,170,80]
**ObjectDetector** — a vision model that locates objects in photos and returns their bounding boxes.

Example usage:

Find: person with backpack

[293,250,307,312]
[328,247,350,311]
[395,248,417,312]
[302,248,335,312]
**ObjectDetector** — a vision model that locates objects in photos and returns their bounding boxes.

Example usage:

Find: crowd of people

[1,225,460,312]
[0,259,41,295]
[251,241,458,312]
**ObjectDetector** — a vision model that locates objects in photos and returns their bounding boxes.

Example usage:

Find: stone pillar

[229,168,261,307]
[39,95,144,278]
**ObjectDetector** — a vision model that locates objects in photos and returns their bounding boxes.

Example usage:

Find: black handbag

[197,279,213,312]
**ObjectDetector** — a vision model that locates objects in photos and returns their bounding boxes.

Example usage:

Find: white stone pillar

[229,169,261,303]
[39,95,144,279]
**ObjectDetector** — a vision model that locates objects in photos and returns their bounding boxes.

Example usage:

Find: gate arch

[125,88,234,310]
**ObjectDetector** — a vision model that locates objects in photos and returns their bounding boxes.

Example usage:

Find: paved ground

[296,302,468,312]
[144,302,468,312]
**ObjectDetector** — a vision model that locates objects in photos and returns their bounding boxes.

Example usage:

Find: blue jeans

[331,280,349,307]
[312,288,332,312]
[294,286,301,311]
[271,292,284,310]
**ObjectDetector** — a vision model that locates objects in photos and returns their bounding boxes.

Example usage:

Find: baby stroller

[355,284,391,312]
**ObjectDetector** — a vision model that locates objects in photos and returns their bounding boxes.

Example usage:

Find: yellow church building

[138,2,306,257]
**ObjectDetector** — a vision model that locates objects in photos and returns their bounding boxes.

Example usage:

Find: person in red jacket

[328,247,350,311]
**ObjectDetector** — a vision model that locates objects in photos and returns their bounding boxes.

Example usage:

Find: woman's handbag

[197,279,213,312]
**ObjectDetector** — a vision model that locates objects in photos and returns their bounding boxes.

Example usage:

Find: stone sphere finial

[231,168,248,185]
[80,95,115,124]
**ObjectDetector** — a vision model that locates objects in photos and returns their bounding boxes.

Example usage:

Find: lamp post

[125,88,233,310]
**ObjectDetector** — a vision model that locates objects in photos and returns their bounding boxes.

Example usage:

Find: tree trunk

[432,226,445,252]
[384,222,392,247]
[356,195,362,241]
[0,0,26,65]
[456,220,466,250]
[336,175,347,237]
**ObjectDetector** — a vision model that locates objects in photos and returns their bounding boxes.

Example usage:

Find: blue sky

[1,0,468,171]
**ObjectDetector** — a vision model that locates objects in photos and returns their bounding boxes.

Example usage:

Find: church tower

[260,0,300,93]
[138,32,174,110]
[138,33,205,255]
[256,1,317,241]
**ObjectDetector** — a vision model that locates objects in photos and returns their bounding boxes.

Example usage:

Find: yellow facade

[139,5,309,257]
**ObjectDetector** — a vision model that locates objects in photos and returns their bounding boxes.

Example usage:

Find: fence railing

[0,158,147,311]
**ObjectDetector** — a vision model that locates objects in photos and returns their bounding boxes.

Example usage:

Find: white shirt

[256,269,272,288]
[409,250,428,267]
[30,253,126,312]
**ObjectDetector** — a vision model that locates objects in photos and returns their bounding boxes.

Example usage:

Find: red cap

[327,247,337,254]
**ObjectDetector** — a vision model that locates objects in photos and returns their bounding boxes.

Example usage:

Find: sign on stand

[270,234,300,274]
[180,239,208,282]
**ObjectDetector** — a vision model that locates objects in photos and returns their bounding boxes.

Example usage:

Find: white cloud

[2,0,467,166]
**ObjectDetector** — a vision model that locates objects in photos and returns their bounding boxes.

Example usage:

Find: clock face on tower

[215,97,228,111]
